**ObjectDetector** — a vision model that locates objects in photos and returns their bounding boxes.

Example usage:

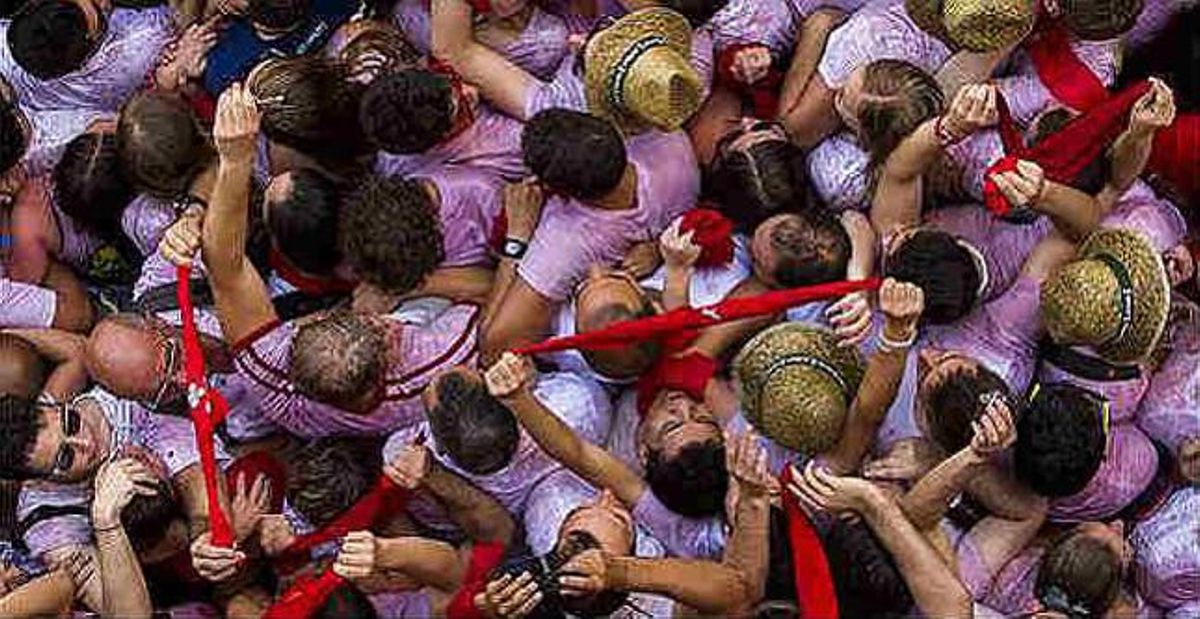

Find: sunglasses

[142,316,182,413]
[38,397,84,478]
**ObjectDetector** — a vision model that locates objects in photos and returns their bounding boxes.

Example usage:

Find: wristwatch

[501,237,529,260]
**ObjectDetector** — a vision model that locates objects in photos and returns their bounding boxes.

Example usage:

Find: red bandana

[263,569,347,619]
[445,541,508,619]
[1024,23,1109,113]
[779,465,839,619]
[716,43,784,120]
[679,208,735,268]
[176,265,235,548]
[1148,114,1200,204]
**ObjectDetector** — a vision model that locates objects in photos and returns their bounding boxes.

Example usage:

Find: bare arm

[481,277,556,365]
[609,557,753,615]
[44,262,94,333]
[1109,79,1175,194]
[0,570,75,616]
[780,71,842,149]
[430,0,539,120]
[935,46,1013,102]
[899,447,987,531]
[1034,181,1102,242]
[374,537,466,594]
[412,267,495,305]
[93,527,151,618]
[778,9,846,122]
[422,460,516,546]
[5,329,86,401]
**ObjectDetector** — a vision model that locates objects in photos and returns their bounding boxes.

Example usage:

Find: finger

[558,574,598,595]
[514,591,543,616]
[486,574,513,596]
[498,572,532,600]
[250,474,270,506]
[991,173,1020,204]
[803,461,835,496]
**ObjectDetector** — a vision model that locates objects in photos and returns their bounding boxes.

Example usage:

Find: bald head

[85,314,162,400]
[0,334,48,398]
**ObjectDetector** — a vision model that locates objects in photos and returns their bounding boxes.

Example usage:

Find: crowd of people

[0,0,1196,615]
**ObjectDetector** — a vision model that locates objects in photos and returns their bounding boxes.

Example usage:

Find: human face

[750,213,794,287]
[558,489,635,557]
[835,67,868,133]
[26,395,111,482]
[141,317,186,413]
[638,390,723,462]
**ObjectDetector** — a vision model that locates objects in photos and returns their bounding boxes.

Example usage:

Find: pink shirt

[1132,486,1200,612]
[995,36,1120,125]
[417,166,505,268]
[817,0,950,89]
[1102,183,1189,254]
[708,0,868,56]
[0,7,173,113]
[1137,296,1200,453]
[393,0,570,80]
[121,194,178,257]
[1123,0,1199,52]
[1048,422,1159,522]
[233,298,480,437]
[924,204,1052,303]
[24,110,111,178]
[375,105,527,181]
[518,130,699,301]
[0,277,56,328]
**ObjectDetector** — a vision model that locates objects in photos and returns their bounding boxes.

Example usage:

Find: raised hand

[659,219,701,271]
[213,83,261,162]
[1130,78,1176,138]
[383,442,430,490]
[189,532,244,582]
[484,352,535,400]
[878,278,924,344]
[474,572,543,618]
[988,159,1046,211]
[726,431,772,498]
[229,472,271,543]
[787,461,880,515]
[557,549,610,597]
[940,84,998,142]
[826,291,872,348]
[969,393,1016,459]
[91,458,160,529]
[159,205,205,267]
[332,531,377,582]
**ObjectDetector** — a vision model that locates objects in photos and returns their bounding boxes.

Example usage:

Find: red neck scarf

[983,81,1151,218]
[716,44,784,120]
[1148,113,1200,204]
[779,465,839,619]
[445,541,508,619]
[679,208,735,268]
[1024,22,1109,113]
[273,476,409,575]
[263,569,347,619]
[267,248,357,297]
[176,265,235,547]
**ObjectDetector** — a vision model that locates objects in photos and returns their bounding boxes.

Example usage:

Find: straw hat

[583,8,704,134]
[732,323,865,456]
[1041,228,1171,364]
[906,0,1034,52]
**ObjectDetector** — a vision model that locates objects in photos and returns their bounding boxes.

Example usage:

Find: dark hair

[708,138,810,234]
[579,302,661,379]
[492,531,631,619]
[9,0,94,79]
[1015,383,1106,497]
[1060,0,1143,40]
[290,311,387,410]
[428,372,519,475]
[818,516,915,617]
[645,440,728,518]
[522,109,627,201]
[287,438,381,528]
[0,334,48,399]
[359,70,455,154]
[54,132,133,241]
[886,229,981,325]
[267,168,343,276]
[251,56,366,157]
[923,363,1011,453]
[338,175,444,294]
[0,99,26,174]
[117,92,214,199]
[1035,531,1122,617]
[764,211,851,288]
[662,0,727,26]
[248,0,309,30]
[0,394,41,480]
[858,60,945,168]
[122,476,179,553]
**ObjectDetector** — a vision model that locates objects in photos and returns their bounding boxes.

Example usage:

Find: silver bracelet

[878,328,917,353]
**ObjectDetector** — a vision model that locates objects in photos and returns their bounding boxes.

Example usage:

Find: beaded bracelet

[878,328,918,353]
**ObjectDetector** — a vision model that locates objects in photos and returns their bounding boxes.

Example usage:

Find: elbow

[51,292,94,334]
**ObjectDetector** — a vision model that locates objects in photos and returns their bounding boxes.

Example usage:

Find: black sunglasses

[49,401,83,477]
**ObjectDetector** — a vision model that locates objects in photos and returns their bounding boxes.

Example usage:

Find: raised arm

[485,353,649,508]
[4,328,87,401]
[1108,78,1175,195]
[988,160,1102,242]
[91,459,157,619]
[334,531,466,595]
[201,84,278,345]
[561,553,754,616]
[430,0,539,120]
[821,279,924,475]
[658,219,701,311]
[777,8,846,124]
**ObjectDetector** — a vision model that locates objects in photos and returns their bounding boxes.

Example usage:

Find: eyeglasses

[42,398,83,478]
[141,315,182,413]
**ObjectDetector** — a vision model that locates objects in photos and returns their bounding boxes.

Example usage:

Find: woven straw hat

[1041,228,1170,364]
[907,0,1034,52]
[732,323,865,456]
[1060,0,1145,40]
[583,8,703,134]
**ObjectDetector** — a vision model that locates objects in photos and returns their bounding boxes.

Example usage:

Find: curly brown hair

[338,175,444,294]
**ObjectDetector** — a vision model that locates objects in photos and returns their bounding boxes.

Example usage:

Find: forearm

[860,492,973,618]
[823,347,907,474]
[723,493,770,608]
[871,121,941,234]
[0,570,75,616]
[44,262,93,333]
[411,267,495,305]
[608,557,752,615]
[376,537,465,593]
[778,9,844,118]
[662,265,692,311]
[94,527,153,619]
[482,259,518,329]
[963,465,1045,521]
[202,156,254,286]
[899,448,984,531]
[430,0,476,63]
[935,48,1010,101]
[5,328,87,399]
[1108,128,1155,193]
[422,463,515,545]
[1034,182,1102,242]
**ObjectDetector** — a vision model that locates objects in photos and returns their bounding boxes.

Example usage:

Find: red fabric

[514,278,881,355]
[779,465,839,619]
[224,451,287,514]
[263,569,348,619]
[678,209,735,267]
[273,476,409,575]
[1148,113,1200,203]
[267,248,357,296]
[176,265,235,548]
[983,82,1151,217]
[445,541,507,619]
[635,352,718,417]
[1025,24,1109,112]
[468,0,492,12]
[716,43,784,119]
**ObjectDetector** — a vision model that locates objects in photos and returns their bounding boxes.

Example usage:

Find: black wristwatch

[501,237,529,260]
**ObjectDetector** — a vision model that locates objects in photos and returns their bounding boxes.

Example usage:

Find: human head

[574,266,661,380]
[0,393,111,482]
[117,91,213,198]
[1015,383,1107,497]
[248,0,309,33]
[707,119,809,232]
[248,56,366,157]
[522,108,627,201]
[359,68,478,155]
[328,20,421,85]
[290,311,388,413]
[423,368,519,475]
[0,334,47,399]
[54,130,132,240]
[9,0,106,79]
[85,314,186,414]
[638,390,727,517]
[120,446,180,553]
[885,228,982,324]
[1036,524,1126,617]
[287,438,380,527]
[751,211,851,289]
[917,348,1011,453]
[1029,107,1107,195]
[1052,0,1143,40]
[264,169,343,276]
[818,517,915,616]
[837,60,944,166]
[338,175,444,294]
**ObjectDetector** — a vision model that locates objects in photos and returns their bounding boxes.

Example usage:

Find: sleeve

[120,195,176,257]
[1136,307,1200,453]
[0,278,56,328]
[17,484,92,560]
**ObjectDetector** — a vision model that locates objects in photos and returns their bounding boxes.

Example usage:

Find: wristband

[878,328,917,353]
[501,237,528,260]
[934,116,966,148]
